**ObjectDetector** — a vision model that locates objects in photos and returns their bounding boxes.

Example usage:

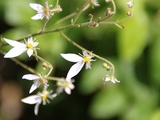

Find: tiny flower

[60,51,95,80]
[29,2,53,20]
[21,89,57,115]
[103,75,120,83]
[3,37,38,58]
[56,78,74,95]
[22,74,48,93]
[127,1,134,8]
[90,0,100,8]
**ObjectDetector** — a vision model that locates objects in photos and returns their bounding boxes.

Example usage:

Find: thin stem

[60,32,115,76]
[56,0,59,5]
[33,54,53,77]
[73,0,90,24]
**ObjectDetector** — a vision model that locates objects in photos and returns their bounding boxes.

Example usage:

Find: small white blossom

[22,74,48,93]
[90,0,100,8]
[127,1,134,8]
[61,51,94,80]
[3,37,38,58]
[29,2,53,20]
[56,78,74,95]
[103,75,120,83]
[21,89,57,115]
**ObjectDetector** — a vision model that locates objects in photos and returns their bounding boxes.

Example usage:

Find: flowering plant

[0,0,133,116]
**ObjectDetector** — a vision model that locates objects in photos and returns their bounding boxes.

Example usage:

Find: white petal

[21,95,41,104]
[4,47,27,58]
[22,74,39,80]
[65,88,71,95]
[104,77,110,82]
[66,61,84,80]
[61,53,82,62]
[29,3,44,11]
[27,49,33,57]
[29,82,41,93]
[31,13,45,20]
[69,83,74,89]
[34,103,40,115]
[3,38,26,47]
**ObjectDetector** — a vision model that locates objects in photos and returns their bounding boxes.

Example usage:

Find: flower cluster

[1,0,126,116]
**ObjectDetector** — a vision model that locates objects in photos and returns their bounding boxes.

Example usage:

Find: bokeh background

[0,0,160,120]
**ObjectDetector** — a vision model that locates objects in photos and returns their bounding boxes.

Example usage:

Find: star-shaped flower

[56,78,74,95]
[61,51,94,80]
[3,37,38,58]
[127,1,134,8]
[103,75,120,83]
[21,89,57,115]
[29,2,53,20]
[22,74,48,93]
[90,0,100,8]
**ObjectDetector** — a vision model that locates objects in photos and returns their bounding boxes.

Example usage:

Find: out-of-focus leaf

[150,36,160,84]
[5,0,33,26]
[151,109,160,120]
[89,85,128,119]
[117,0,149,62]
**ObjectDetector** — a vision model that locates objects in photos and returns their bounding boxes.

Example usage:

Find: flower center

[27,43,33,50]
[44,8,49,14]
[39,78,43,83]
[83,56,90,63]
[42,93,48,100]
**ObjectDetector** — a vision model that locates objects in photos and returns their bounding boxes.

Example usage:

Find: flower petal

[31,13,45,20]
[4,47,27,58]
[27,49,34,57]
[21,95,41,104]
[29,82,41,93]
[29,3,44,12]
[3,38,26,47]
[34,103,41,115]
[65,87,71,95]
[66,61,84,80]
[61,53,82,62]
[22,74,40,80]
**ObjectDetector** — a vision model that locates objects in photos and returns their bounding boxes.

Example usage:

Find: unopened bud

[42,62,49,70]
[127,11,132,16]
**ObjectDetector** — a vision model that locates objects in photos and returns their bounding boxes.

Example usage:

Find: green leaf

[89,85,128,119]
[117,0,149,62]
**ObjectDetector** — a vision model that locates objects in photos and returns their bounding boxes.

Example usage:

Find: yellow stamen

[27,43,33,50]
[39,78,43,83]
[83,56,90,62]
[44,9,48,14]
[42,93,48,100]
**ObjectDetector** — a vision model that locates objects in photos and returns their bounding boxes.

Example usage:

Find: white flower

[61,51,94,80]
[103,75,120,83]
[22,74,48,93]
[90,0,100,8]
[3,37,39,58]
[56,78,74,95]
[21,89,57,115]
[29,2,53,20]
[127,1,134,8]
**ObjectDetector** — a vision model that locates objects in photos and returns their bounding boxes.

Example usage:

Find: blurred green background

[0,0,160,120]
